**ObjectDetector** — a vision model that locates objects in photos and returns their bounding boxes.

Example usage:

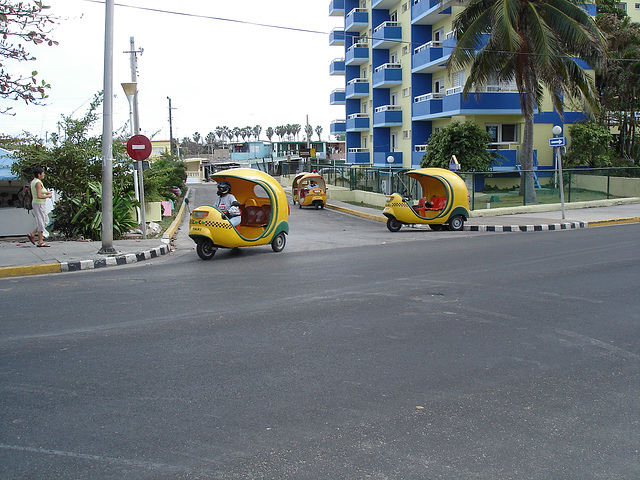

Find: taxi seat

[241,204,271,227]
[425,196,446,210]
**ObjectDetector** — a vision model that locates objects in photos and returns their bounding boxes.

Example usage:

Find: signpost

[126,135,151,238]
[551,126,566,219]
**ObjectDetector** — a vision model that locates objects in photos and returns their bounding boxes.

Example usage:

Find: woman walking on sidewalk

[27,167,53,247]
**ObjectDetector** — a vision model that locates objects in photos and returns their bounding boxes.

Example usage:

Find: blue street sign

[549,136,566,147]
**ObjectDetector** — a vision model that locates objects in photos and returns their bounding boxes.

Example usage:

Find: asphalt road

[1,193,639,479]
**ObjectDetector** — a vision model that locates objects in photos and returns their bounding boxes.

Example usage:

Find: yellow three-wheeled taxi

[188,168,289,260]
[383,168,470,232]
[292,172,327,209]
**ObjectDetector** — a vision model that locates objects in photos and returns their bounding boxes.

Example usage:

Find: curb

[325,203,386,222]
[587,216,640,227]
[60,244,171,273]
[467,222,587,232]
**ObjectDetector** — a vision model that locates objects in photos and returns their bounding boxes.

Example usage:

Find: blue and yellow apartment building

[328,0,602,183]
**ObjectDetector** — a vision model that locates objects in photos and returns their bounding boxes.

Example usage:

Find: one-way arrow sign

[549,136,566,147]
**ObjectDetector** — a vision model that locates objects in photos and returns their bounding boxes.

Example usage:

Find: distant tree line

[176,124,324,157]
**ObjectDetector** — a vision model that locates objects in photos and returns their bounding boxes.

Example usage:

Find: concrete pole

[99,0,116,254]
[168,97,174,156]
[128,37,146,239]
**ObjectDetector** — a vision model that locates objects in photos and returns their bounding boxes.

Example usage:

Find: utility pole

[99,0,116,254]
[167,96,175,156]
[124,37,146,239]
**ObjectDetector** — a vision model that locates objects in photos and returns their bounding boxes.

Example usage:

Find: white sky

[1,0,344,142]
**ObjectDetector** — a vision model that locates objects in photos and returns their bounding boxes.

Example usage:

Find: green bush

[421,121,500,171]
[52,182,139,240]
[565,122,614,168]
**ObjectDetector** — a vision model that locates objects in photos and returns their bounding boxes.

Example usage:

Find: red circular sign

[126,135,152,161]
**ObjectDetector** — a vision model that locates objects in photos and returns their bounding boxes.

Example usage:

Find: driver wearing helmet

[213,181,241,227]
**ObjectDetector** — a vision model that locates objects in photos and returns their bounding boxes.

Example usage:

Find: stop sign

[126,135,152,161]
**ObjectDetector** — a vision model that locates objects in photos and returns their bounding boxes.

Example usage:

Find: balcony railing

[374,105,402,113]
[374,62,402,73]
[414,92,444,102]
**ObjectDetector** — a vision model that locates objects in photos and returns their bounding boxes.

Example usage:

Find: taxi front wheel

[197,239,217,260]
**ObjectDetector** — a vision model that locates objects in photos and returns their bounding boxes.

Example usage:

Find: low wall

[572,175,640,197]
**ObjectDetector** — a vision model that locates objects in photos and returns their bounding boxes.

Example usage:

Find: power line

[82,0,328,35]
[81,0,640,63]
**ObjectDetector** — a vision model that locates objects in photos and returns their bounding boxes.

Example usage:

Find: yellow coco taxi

[292,172,327,209]
[188,168,289,260]
[383,168,470,232]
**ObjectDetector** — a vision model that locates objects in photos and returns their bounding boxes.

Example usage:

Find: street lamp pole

[99,0,116,254]
[386,155,395,195]
[123,37,146,239]
[553,125,566,219]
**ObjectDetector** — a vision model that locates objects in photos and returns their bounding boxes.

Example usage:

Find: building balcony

[329,0,345,17]
[329,28,345,46]
[374,151,403,166]
[373,105,403,127]
[346,113,370,132]
[330,58,345,75]
[347,148,370,164]
[412,35,455,73]
[345,44,369,65]
[442,86,522,115]
[412,0,469,25]
[345,8,369,33]
[372,63,402,88]
[412,92,444,119]
[372,21,402,49]
[345,78,369,99]
[330,120,346,136]
[330,88,346,105]
[372,0,400,8]
[412,145,427,167]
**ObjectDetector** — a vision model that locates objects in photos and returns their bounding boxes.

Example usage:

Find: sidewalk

[1,197,638,278]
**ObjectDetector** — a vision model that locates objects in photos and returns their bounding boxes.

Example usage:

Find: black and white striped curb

[60,244,171,272]
[467,221,587,232]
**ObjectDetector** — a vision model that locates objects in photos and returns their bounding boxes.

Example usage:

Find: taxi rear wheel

[448,215,465,231]
[196,239,217,260]
[387,218,402,232]
[271,232,286,252]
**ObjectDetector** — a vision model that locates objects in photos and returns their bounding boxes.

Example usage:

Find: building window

[635,2,640,8]
[403,130,410,139]
[402,45,409,55]
[390,11,398,21]
[402,2,409,12]
[617,2,627,11]
[402,87,410,97]
[434,77,445,94]
[486,124,519,145]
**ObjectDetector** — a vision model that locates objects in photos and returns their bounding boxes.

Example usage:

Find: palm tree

[448,0,606,203]
[215,126,225,145]
[276,125,286,141]
[292,123,301,141]
[315,125,323,141]
[305,124,313,142]
[253,125,262,141]
[266,126,274,142]
[232,127,241,142]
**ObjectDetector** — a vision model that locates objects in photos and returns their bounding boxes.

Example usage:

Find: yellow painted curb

[0,263,61,278]
[587,216,640,227]
[325,203,386,223]
[162,202,187,240]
